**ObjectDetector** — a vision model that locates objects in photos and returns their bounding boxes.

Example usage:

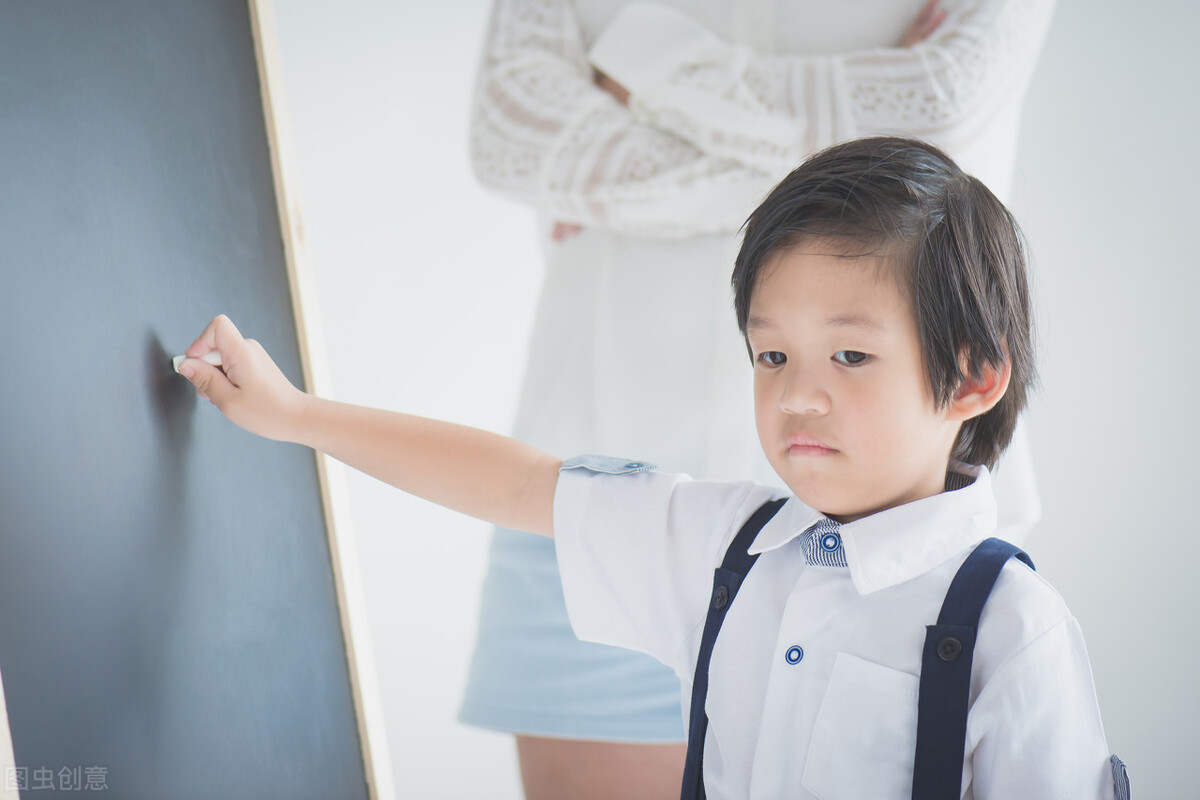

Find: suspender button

[937,636,963,662]
[712,584,729,610]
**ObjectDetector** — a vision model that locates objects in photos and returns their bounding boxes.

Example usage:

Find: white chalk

[173,351,222,373]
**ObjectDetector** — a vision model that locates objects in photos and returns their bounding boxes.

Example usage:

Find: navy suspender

[911,537,1033,800]
[679,500,1036,800]
[680,497,786,800]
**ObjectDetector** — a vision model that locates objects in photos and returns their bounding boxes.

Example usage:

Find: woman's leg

[516,735,686,800]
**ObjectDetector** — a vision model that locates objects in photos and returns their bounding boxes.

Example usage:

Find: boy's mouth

[786,432,838,456]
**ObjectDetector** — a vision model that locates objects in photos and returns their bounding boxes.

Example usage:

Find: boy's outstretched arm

[176,315,561,537]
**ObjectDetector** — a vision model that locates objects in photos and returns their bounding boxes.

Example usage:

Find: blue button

[820,532,841,552]
[785,645,804,665]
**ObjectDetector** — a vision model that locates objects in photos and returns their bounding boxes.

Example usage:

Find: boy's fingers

[179,357,236,409]
[185,314,244,361]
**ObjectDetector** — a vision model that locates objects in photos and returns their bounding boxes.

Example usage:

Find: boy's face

[746,241,962,522]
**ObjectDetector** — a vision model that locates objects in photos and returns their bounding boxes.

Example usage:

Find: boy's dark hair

[733,137,1035,469]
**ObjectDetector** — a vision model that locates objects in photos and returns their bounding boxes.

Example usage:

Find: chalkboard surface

[0,2,371,798]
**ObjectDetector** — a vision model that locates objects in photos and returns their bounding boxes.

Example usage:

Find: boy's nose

[779,369,830,415]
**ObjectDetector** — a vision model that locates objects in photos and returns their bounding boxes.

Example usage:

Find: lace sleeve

[588,0,1056,177]
[470,0,777,238]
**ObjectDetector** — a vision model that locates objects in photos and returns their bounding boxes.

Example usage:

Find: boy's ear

[946,355,1011,422]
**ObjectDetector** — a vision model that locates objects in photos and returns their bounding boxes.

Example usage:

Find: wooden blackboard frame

[247,2,395,797]
[1,667,14,800]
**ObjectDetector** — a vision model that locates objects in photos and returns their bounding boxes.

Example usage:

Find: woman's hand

[176,314,310,442]
[901,0,947,47]
[551,222,583,240]
[594,68,630,106]
[546,69,633,244]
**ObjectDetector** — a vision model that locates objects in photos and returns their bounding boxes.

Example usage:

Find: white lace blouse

[471,0,1056,239]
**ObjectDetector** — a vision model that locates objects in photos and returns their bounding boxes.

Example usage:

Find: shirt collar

[747,464,998,595]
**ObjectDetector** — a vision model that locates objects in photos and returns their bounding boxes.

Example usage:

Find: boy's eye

[833,350,870,366]
[757,351,786,367]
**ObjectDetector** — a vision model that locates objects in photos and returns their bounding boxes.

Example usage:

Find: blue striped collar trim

[799,518,848,568]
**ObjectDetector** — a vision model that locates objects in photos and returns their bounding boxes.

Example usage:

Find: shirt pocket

[801,652,919,800]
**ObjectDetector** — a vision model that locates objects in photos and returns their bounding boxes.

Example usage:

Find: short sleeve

[966,615,1115,798]
[553,457,773,671]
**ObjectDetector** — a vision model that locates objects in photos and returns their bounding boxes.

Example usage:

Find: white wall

[272,3,534,797]
[272,2,1199,796]
[1006,1,1200,795]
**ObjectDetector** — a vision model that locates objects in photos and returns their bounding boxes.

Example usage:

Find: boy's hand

[177,314,309,442]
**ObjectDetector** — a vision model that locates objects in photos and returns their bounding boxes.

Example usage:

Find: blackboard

[0,2,388,798]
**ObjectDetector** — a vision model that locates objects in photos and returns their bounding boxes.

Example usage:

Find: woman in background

[458,0,1055,796]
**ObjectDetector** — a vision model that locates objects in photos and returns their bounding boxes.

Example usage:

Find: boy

[177,138,1120,797]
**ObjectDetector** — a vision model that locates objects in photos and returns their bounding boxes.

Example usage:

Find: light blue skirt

[458,526,687,742]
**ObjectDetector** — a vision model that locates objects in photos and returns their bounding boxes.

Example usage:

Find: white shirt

[474,0,1048,533]
[553,457,1114,799]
